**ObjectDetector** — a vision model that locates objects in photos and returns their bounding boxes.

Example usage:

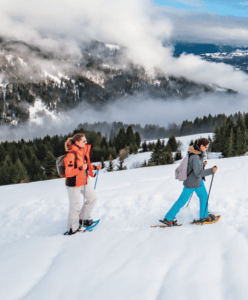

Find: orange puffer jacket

[64,144,95,187]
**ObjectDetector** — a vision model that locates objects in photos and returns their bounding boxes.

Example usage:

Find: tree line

[211,113,248,157]
[1,111,248,186]
[0,126,141,186]
[78,112,246,141]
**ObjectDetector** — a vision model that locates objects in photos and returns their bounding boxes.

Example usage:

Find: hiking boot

[202,214,217,222]
[83,219,94,227]
[159,218,178,227]
[64,227,84,235]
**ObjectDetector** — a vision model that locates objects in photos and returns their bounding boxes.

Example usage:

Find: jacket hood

[188,145,201,155]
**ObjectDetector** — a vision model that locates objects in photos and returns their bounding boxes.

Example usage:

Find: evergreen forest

[0,126,141,186]
[1,112,248,186]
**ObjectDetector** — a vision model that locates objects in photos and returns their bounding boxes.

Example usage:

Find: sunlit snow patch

[105,44,121,51]
[29,99,59,125]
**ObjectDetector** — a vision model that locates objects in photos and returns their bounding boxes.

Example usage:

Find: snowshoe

[84,219,100,232]
[190,214,221,225]
[159,218,179,227]
[151,218,182,228]
[64,227,85,235]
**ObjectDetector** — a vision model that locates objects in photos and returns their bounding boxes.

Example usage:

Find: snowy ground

[1,135,248,300]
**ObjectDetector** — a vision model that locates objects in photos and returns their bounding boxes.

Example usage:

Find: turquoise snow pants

[165,180,209,221]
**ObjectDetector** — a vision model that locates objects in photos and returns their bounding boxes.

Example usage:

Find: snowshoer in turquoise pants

[160,138,218,226]
[165,180,208,221]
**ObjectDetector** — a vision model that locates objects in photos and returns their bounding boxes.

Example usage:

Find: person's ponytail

[65,138,73,152]
[64,133,85,152]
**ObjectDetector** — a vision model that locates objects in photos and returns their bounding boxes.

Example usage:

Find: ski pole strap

[94,170,99,190]
[203,173,215,219]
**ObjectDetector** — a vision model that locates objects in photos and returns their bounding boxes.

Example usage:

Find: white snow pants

[67,180,97,232]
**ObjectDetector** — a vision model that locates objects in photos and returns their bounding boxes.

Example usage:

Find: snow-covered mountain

[172,41,248,73]
[0,38,236,127]
[1,133,248,300]
[200,49,248,72]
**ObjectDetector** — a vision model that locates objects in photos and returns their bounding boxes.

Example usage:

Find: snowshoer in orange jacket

[64,133,101,235]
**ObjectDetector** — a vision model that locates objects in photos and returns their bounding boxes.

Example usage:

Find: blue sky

[154,0,248,17]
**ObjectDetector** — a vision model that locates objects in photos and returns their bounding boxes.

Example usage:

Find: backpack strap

[69,151,78,169]
[187,169,193,177]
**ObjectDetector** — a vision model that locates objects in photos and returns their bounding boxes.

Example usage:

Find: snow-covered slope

[105,133,215,171]
[0,154,248,300]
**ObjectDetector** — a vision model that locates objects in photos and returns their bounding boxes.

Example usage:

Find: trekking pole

[84,169,87,199]
[94,169,99,190]
[203,172,215,220]
[186,193,194,207]
[84,156,88,199]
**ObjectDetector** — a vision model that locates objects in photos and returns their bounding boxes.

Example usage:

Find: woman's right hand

[213,166,217,173]
[79,164,88,171]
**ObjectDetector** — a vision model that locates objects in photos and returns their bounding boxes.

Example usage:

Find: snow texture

[0,134,248,300]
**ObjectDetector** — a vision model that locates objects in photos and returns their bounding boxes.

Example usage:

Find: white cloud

[0,0,248,95]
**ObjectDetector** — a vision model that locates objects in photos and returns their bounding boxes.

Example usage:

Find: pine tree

[17,159,29,183]
[28,156,42,181]
[101,157,105,169]
[109,147,117,159]
[0,144,6,163]
[114,128,126,153]
[148,142,155,151]
[150,139,173,165]
[9,145,19,164]
[164,152,174,164]
[92,146,103,162]
[135,132,141,148]
[9,161,21,184]
[100,136,109,150]
[235,114,246,155]
[126,126,136,146]
[236,127,244,156]
[117,159,127,171]
[20,145,28,162]
[225,128,235,157]
[212,123,222,152]
[3,156,13,185]
[107,154,114,172]
[142,141,148,152]
[129,143,134,154]
[244,113,248,130]
[167,135,178,152]
[164,143,172,152]
[36,143,48,162]
[43,151,56,178]
[132,143,138,154]
[0,163,8,185]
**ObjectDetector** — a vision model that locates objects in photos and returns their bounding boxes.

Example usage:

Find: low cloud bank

[1,93,247,142]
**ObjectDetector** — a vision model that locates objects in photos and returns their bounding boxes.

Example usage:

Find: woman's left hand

[96,164,101,170]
